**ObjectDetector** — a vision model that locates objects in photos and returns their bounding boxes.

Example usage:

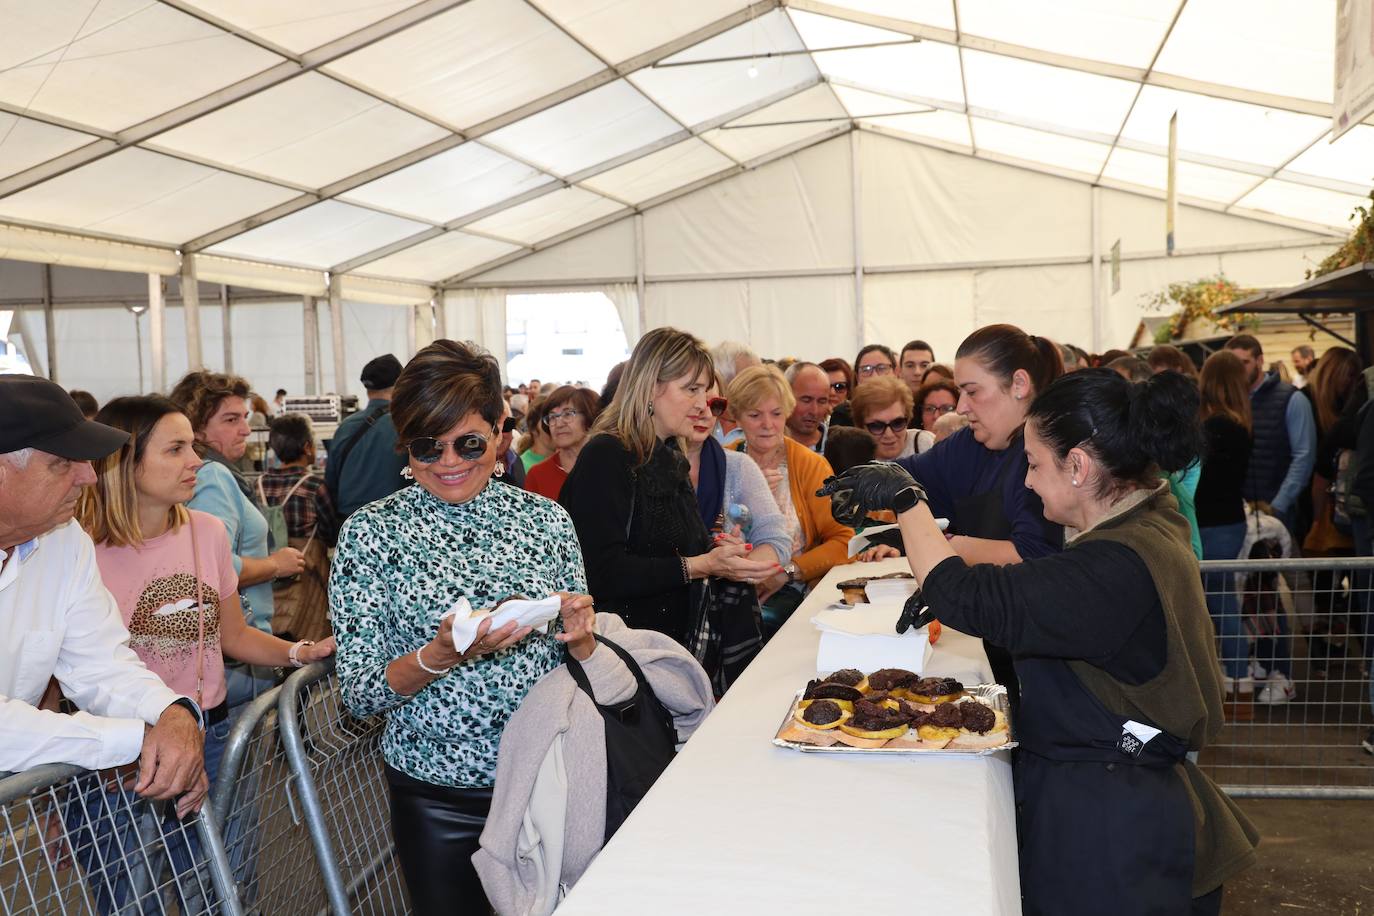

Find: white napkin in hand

[442,595,562,653]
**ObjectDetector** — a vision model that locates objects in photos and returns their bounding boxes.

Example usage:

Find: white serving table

[557,558,1022,915]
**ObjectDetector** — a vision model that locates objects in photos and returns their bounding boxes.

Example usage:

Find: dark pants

[386,766,492,914]
[1201,522,1249,680]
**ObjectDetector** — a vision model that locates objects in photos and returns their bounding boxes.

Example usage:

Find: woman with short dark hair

[821,369,1258,916]
[329,339,597,914]
[853,343,897,383]
[524,385,601,501]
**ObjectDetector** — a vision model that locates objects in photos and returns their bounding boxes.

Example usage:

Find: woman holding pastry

[819,369,1258,916]
[329,339,596,915]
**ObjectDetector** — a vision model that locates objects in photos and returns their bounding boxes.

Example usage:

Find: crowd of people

[4,318,1370,913]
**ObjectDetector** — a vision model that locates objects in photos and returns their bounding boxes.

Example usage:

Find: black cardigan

[559,433,711,645]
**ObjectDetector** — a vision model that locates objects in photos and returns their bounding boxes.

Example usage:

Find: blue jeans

[66,717,232,915]
[1201,522,1249,680]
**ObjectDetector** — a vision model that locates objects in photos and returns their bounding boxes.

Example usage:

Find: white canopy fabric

[0,0,1367,297]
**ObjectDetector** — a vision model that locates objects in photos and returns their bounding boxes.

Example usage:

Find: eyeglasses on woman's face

[542,408,583,428]
[865,417,909,437]
[922,402,957,418]
[857,362,893,378]
[707,397,728,417]
[830,381,849,394]
[406,431,494,463]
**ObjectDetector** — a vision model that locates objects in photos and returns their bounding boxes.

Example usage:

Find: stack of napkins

[441,596,562,653]
[812,604,931,674]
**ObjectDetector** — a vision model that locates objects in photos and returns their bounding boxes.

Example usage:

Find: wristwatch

[892,486,923,515]
[783,562,799,583]
[168,697,205,729]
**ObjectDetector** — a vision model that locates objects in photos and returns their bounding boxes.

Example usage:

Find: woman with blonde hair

[1196,351,1254,698]
[71,395,334,912]
[728,364,855,633]
[561,327,777,654]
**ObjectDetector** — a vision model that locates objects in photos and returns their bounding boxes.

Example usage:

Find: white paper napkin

[847,519,948,555]
[812,604,904,636]
[441,595,562,653]
[816,630,931,675]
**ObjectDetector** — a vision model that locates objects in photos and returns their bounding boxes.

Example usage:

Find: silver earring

[1072,479,1079,487]
[493,461,505,478]
[1015,394,1023,401]
[400,466,414,480]
[647,400,655,416]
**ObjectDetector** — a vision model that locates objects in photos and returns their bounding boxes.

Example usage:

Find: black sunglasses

[407,430,495,463]
[707,397,728,417]
[830,381,849,393]
[865,417,909,437]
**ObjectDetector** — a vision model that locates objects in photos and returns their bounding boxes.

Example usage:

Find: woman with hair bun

[820,369,1258,916]
[866,324,1066,709]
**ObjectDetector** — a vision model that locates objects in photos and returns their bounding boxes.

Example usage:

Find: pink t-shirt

[94,510,239,711]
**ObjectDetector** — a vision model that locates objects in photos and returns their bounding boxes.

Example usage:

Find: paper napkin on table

[812,604,931,673]
[441,595,562,653]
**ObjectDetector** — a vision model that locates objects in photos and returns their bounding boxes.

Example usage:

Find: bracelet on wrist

[287,640,314,668]
[679,555,691,584]
[415,643,452,677]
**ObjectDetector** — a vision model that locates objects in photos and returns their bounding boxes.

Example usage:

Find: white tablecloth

[557,558,1022,915]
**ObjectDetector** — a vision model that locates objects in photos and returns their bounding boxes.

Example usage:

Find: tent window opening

[506,292,629,392]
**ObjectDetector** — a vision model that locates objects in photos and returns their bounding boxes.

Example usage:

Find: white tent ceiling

[0,0,1368,295]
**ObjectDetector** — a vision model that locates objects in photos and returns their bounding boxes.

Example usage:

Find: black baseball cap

[360,354,403,391]
[0,375,128,460]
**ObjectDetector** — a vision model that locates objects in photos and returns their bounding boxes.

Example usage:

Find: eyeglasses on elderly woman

[406,431,494,463]
[541,408,584,428]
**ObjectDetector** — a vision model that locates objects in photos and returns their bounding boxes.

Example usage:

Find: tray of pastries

[773,668,1014,756]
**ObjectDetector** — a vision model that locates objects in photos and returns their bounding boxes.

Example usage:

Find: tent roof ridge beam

[440,123,850,286]
[1093,0,1188,183]
[787,0,1334,117]
[853,123,1347,238]
[0,0,476,200]
[653,37,916,67]
[0,100,118,140]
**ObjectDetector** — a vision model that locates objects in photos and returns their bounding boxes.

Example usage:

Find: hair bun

[1128,371,1202,473]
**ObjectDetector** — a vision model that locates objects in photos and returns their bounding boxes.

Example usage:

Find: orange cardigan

[736,437,855,586]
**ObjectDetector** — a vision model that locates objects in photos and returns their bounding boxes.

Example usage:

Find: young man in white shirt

[0,375,206,817]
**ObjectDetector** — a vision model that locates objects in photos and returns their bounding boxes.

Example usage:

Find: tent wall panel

[972,263,1095,349]
[644,137,854,276]
[742,275,858,361]
[474,219,637,283]
[1096,186,1334,255]
[859,132,1090,268]
[861,271,977,364]
[643,280,750,346]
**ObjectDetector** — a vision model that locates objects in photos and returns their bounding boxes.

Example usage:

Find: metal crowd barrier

[1197,556,1374,800]
[2,662,408,916]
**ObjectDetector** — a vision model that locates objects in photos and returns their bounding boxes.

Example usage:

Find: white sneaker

[1249,659,1269,681]
[1257,672,1295,704]
[1233,676,1255,696]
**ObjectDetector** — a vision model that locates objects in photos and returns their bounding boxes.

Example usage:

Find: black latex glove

[816,461,927,527]
[896,590,939,634]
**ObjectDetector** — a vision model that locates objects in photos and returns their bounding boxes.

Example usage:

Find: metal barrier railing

[1198,556,1374,799]
[0,763,238,916]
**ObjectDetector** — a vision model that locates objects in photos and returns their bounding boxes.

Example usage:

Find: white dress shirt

[0,520,184,772]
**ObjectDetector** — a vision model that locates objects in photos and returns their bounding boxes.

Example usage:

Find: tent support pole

[635,213,647,340]
[302,295,319,396]
[1091,185,1103,352]
[41,264,56,382]
[182,257,203,371]
[407,303,419,357]
[148,274,166,393]
[220,284,233,373]
[434,295,448,339]
[329,276,347,397]
[849,129,865,352]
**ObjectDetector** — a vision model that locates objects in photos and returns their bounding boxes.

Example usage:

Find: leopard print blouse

[330,479,587,788]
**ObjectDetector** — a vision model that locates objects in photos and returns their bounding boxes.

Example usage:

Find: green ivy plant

[1142,275,1256,342]
[1309,189,1374,279]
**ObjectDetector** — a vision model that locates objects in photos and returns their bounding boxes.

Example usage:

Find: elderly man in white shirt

[0,375,206,817]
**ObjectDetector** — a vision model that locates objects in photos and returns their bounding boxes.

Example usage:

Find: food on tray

[867,667,920,693]
[822,668,866,687]
[777,669,1010,752]
[836,572,915,605]
[803,679,864,703]
[901,676,967,705]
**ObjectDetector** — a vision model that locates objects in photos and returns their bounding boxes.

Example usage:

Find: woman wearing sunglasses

[560,327,779,659]
[819,357,855,428]
[850,376,922,461]
[523,385,601,501]
[329,340,596,914]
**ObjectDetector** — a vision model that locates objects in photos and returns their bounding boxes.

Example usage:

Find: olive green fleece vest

[1072,483,1259,897]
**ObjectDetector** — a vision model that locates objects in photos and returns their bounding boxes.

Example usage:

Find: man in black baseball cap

[0,375,208,806]
[325,354,408,518]
[359,353,403,392]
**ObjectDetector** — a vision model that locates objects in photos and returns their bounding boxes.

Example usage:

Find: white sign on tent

[1334,0,1374,139]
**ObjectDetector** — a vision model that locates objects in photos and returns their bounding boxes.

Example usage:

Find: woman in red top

[524,386,601,501]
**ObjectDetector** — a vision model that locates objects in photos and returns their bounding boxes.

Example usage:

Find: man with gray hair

[0,375,206,815]
[784,361,832,453]
[710,340,761,447]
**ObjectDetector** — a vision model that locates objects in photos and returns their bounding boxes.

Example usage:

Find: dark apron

[951,444,1022,710]
[1014,656,1196,916]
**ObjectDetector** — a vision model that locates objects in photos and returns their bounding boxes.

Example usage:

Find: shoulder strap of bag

[330,405,389,487]
[187,513,207,709]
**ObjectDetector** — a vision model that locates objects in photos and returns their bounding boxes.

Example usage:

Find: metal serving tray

[772,683,1018,757]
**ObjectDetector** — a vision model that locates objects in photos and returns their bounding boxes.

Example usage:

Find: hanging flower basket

[1142,275,1256,343]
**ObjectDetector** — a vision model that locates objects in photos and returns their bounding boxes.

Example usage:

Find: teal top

[188,460,273,632]
[330,480,587,787]
[1167,462,1204,561]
